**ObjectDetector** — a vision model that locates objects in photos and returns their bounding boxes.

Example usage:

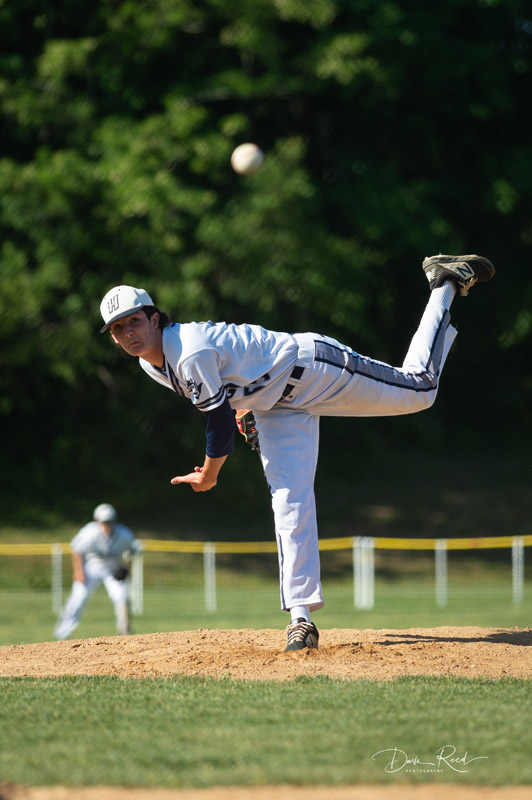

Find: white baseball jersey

[71,522,139,572]
[135,288,457,615]
[55,522,138,640]
[139,322,302,411]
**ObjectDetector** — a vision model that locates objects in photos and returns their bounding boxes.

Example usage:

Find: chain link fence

[0,534,529,626]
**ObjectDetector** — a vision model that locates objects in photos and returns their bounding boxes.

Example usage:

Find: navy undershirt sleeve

[203,397,236,458]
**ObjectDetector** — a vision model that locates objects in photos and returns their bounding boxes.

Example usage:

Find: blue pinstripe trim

[195,386,225,410]
[312,310,449,393]
[168,366,185,396]
[425,310,449,376]
[355,362,437,393]
[155,358,184,396]
[314,340,357,375]
[277,533,286,610]
[355,309,449,393]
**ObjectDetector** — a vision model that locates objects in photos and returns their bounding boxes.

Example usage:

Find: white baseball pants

[254,289,457,613]
[54,565,130,640]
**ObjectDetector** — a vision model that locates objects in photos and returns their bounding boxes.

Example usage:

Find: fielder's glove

[235,409,260,454]
[113,565,129,581]
[113,550,132,581]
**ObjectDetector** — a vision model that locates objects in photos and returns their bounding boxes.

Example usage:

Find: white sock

[290,605,310,624]
[431,280,457,310]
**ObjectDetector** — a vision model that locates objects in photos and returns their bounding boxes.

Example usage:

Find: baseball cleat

[422,254,495,296]
[285,618,319,651]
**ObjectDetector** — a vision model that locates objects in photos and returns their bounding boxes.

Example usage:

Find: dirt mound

[5,784,532,800]
[1,626,530,681]
[2,630,531,800]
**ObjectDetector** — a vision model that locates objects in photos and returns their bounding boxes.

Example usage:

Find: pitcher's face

[110,310,162,364]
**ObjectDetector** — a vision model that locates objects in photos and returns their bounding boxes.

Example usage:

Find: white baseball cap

[93,503,118,522]
[100,285,154,333]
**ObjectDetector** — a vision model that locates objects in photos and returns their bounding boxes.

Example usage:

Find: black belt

[281,366,305,399]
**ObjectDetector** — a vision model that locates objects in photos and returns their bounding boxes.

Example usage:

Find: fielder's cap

[100,285,154,333]
[93,503,118,523]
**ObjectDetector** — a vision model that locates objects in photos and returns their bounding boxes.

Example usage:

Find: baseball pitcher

[99,254,494,650]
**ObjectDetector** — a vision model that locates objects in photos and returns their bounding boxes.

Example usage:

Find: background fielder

[99,254,494,651]
[54,503,140,640]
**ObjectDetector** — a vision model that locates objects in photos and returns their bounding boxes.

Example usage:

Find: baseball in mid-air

[231,143,265,175]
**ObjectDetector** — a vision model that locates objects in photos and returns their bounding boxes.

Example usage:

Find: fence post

[51,544,63,614]
[353,537,360,608]
[353,536,375,610]
[512,536,524,606]
[435,539,448,608]
[204,542,217,612]
[131,550,144,614]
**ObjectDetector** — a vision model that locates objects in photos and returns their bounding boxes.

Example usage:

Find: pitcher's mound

[1,626,530,681]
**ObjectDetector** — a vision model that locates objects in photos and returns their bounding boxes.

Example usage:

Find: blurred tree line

[1,0,531,533]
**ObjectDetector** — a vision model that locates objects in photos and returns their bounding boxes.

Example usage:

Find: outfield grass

[1,576,530,645]
[0,675,530,787]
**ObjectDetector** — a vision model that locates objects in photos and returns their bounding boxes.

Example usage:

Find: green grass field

[1,575,531,645]
[0,675,530,788]
[1,554,531,790]
[2,571,531,646]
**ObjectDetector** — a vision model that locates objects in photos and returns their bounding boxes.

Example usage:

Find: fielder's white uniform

[140,287,456,613]
[54,522,140,639]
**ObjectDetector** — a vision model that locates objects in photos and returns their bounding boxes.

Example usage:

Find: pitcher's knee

[415,390,438,412]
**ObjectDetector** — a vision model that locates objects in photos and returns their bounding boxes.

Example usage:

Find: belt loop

[281,366,305,399]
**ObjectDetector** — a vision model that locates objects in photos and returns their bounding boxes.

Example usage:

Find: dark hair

[143,305,172,328]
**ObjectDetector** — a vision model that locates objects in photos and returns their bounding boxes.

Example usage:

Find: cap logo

[107,294,120,314]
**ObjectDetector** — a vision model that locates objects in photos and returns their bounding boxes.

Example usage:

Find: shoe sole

[422,254,495,283]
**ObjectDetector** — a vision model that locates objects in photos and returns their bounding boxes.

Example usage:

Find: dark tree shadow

[373,630,532,646]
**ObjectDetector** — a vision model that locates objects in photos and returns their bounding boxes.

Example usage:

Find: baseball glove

[235,409,260,454]
[113,565,129,581]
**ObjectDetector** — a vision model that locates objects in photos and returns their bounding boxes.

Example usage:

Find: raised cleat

[285,618,320,651]
[422,254,495,296]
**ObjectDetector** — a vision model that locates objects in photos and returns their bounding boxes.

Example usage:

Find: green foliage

[0,675,531,786]
[0,0,531,522]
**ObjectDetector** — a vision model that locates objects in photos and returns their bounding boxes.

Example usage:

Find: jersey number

[225,372,271,399]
